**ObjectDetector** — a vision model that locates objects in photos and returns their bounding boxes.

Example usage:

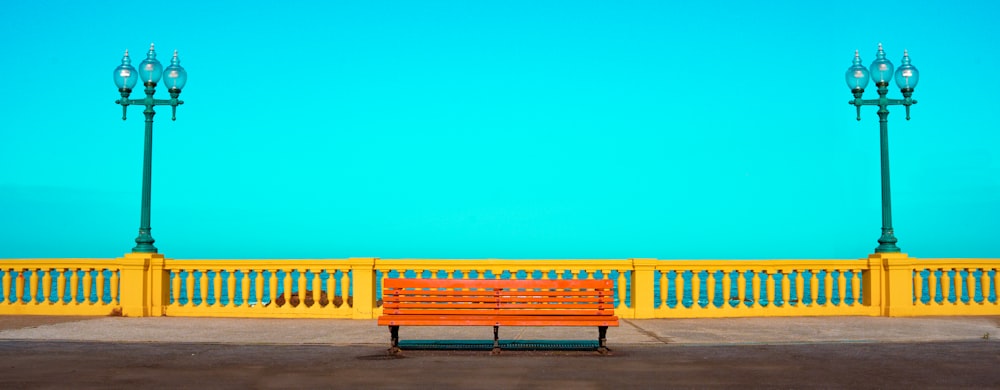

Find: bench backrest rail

[383,278,614,290]
[381,278,616,317]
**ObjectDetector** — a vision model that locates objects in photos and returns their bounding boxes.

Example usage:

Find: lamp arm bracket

[114,98,185,120]
[850,98,917,107]
[167,99,184,121]
[115,98,135,120]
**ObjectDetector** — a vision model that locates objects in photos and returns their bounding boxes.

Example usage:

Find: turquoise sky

[1,1,997,259]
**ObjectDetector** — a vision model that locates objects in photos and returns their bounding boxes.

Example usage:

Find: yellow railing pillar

[348,258,377,319]
[869,252,914,317]
[120,252,166,317]
[149,255,170,316]
[863,254,884,314]
[631,258,658,319]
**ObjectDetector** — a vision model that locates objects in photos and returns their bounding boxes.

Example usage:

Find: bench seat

[377,278,619,354]
[378,314,618,327]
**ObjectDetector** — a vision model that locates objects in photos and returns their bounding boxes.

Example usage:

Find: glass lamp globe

[138,43,163,85]
[894,50,919,91]
[869,43,894,85]
[162,50,187,92]
[845,50,870,92]
[112,49,139,91]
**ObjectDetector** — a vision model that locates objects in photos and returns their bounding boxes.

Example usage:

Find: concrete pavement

[1,315,998,346]
[1,316,999,389]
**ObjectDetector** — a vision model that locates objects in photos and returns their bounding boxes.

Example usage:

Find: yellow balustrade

[57,270,67,302]
[707,271,717,308]
[267,270,278,307]
[994,267,1000,305]
[254,270,264,307]
[2,255,999,318]
[903,259,1000,315]
[721,271,732,308]
[229,271,239,307]
[765,271,775,307]
[16,271,25,302]
[281,271,292,306]
[675,271,685,309]
[927,269,937,304]
[159,260,361,319]
[795,271,804,307]
[944,269,952,303]
[239,270,250,307]
[965,269,975,303]
[69,271,79,304]
[851,270,861,305]
[824,271,834,306]
[311,271,321,307]
[82,270,93,304]
[0,260,121,316]
[781,272,791,306]
[199,271,209,306]
[736,271,746,308]
[171,272,182,306]
[980,271,989,304]
[39,270,50,302]
[213,271,223,307]
[751,271,761,307]
[108,272,121,306]
[185,270,195,306]
[95,271,105,304]
[650,260,878,318]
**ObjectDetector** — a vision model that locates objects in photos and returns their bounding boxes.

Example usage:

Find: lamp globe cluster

[114,43,187,92]
[845,43,919,94]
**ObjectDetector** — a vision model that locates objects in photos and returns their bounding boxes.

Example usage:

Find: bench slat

[383,278,614,290]
[496,298,613,304]
[383,297,613,304]
[378,314,618,327]
[385,302,612,309]
[381,309,614,316]
[382,289,614,298]
[383,287,613,296]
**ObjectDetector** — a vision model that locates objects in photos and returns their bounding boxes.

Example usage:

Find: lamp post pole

[114,43,188,253]
[846,43,919,253]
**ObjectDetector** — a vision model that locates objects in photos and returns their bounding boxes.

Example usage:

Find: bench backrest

[381,278,616,317]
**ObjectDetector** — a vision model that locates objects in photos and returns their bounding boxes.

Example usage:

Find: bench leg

[388,326,401,355]
[597,326,610,354]
[491,325,501,355]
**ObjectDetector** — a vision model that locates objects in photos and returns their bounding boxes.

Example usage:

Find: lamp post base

[132,229,157,253]
[132,246,158,254]
[875,229,900,253]
[874,245,901,253]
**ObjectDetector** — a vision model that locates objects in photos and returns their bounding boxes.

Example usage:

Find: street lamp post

[113,43,187,253]
[846,43,919,253]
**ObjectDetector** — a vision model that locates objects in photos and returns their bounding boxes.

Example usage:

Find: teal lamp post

[113,43,187,253]
[846,43,919,253]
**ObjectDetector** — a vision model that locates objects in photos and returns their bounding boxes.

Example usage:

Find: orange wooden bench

[377,278,619,354]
